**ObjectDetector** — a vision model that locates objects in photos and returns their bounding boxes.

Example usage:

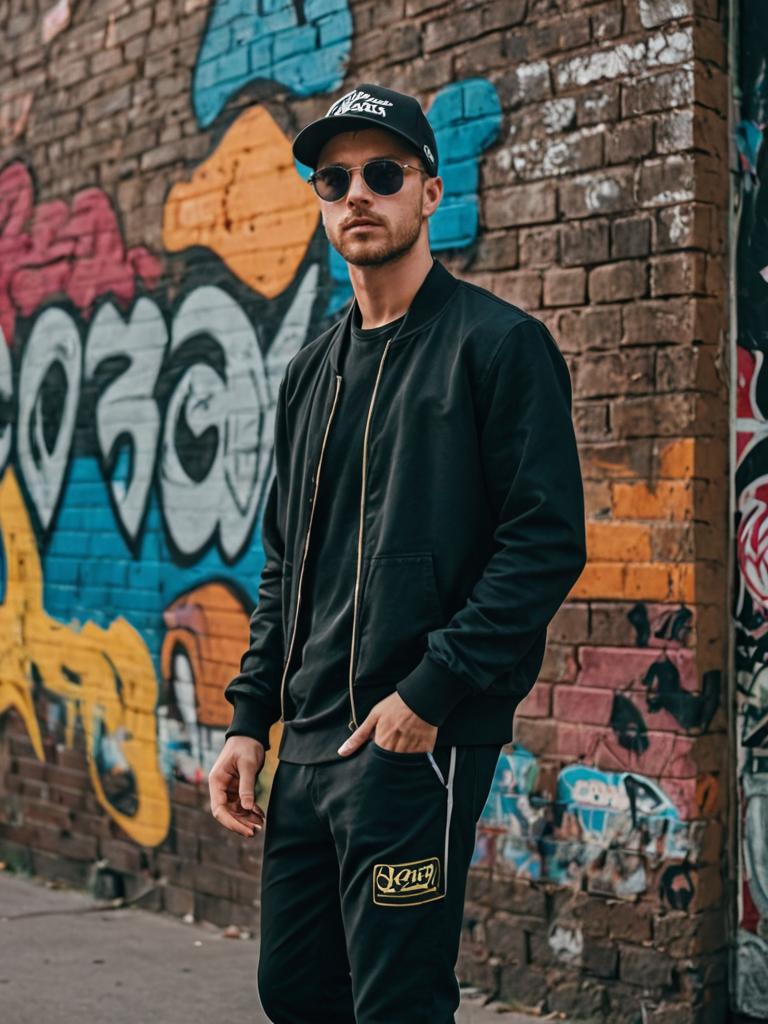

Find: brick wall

[0,2,732,1022]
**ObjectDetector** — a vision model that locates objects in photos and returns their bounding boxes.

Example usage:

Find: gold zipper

[279,373,343,722]
[347,338,393,731]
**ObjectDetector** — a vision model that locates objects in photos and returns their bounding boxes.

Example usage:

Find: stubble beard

[331,211,423,268]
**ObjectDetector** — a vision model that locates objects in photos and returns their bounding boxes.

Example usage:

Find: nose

[345,167,372,205]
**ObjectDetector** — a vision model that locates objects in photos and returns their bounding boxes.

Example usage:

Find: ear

[422,174,443,218]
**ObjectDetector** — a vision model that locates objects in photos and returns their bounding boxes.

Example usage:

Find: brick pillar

[448,4,731,1022]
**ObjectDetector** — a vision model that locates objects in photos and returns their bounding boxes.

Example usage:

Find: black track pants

[257,740,502,1024]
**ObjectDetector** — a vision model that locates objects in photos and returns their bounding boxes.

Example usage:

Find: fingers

[211,801,262,838]
[337,714,374,756]
[236,752,259,810]
[210,781,266,836]
[208,740,266,836]
[208,763,229,819]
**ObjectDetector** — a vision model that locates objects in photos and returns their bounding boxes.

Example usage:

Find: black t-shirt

[277,310,406,764]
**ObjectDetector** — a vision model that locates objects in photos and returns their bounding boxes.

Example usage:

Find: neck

[348,239,433,330]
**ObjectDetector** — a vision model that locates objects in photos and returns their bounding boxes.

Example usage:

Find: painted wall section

[193,0,353,126]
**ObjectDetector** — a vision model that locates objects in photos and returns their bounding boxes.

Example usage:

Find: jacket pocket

[354,551,444,687]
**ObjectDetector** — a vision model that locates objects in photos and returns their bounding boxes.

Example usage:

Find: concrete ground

[0,871,559,1024]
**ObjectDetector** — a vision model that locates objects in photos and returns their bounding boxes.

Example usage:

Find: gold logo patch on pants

[372,856,444,906]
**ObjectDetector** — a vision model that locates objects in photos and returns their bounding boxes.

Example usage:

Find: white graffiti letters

[17,308,81,530]
[85,298,167,542]
[161,285,268,560]
[6,265,318,553]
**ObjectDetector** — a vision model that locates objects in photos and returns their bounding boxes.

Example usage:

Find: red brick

[577,82,620,125]
[656,202,714,251]
[605,118,654,163]
[113,8,152,46]
[484,909,528,963]
[164,883,195,918]
[553,306,622,352]
[423,2,526,52]
[552,685,615,724]
[516,681,552,717]
[614,393,709,438]
[199,835,242,870]
[574,402,611,440]
[611,215,652,259]
[573,349,654,399]
[484,182,557,228]
[102,838,145,874]
[560,219,610,266]
[453,33,507,75]
[559,168,635,219]
[512,717,558,754]
[543,267,586,306]
[589,260,648,302]
[651,253,707,296]
[548,603,590,644]
[622,298,695,344]
[492,270,542,309]
[622,67,695,117]
[519,226,560,267]
[471,232,519,271]
[619,944,674,987]
[657,345,721,393]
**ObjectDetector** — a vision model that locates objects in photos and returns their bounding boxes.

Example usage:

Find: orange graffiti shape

[163,105,319,299]
[161,582,282,801]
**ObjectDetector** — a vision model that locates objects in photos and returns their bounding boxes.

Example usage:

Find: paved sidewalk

[0,871,553,1024]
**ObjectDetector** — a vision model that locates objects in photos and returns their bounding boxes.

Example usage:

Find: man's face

[314,127,439,268]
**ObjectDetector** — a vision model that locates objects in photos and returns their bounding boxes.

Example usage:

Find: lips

[345,220,380,229]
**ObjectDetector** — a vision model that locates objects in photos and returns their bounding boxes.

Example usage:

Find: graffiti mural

[0,469,168,845]
[0,161,315,840]
[158,579,281,795]
[0,3,508,848]
[192,0,354,127]
[735,0,768,1015]
[472,600,715,909]
[473,749,697,899]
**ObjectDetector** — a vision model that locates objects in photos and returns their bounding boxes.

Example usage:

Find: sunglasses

[308,158,428,202]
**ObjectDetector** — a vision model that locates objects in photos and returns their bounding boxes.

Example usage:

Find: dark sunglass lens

[314,166,349,200]
[364,160,404,196]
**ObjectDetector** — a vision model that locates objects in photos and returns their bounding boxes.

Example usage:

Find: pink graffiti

[738,480,768,616]
[737,346,762,461]
[737,347,768,614]
[0,160,162,343]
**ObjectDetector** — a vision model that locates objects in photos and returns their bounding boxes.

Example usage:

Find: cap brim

[292,115,426,171]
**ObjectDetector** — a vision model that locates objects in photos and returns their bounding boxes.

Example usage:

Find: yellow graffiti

[163,104,319,298]
[0,468,170,846]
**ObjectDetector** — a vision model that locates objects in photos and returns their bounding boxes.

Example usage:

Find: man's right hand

[208,736,267,837]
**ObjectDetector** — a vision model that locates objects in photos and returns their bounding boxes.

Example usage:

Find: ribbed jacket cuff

[396,654,473,727]
[224,697,273,750]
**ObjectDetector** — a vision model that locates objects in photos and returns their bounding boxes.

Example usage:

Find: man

[208,83,587,1023]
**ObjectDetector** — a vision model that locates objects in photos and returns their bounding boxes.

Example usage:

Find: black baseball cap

[292,83,439,176]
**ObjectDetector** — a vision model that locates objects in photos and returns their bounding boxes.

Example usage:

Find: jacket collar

[327,257,460,372]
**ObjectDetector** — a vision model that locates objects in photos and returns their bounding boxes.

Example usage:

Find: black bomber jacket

[224,258,587,750]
